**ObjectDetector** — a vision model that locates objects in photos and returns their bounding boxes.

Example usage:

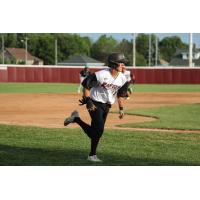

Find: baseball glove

[79,96,88,105]
[79,96,96,111]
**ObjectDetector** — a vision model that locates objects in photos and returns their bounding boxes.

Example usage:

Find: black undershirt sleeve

[117,82,129,97]
[82,73,98,89]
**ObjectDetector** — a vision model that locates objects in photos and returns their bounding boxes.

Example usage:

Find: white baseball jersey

[123,70,132,82]
[90,69,127,105]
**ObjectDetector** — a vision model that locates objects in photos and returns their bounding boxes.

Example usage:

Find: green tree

[53,33,91,62]
[115,39,132,66]
[2,33,92,65]
[115,36,153,66]
[136,33,149,61]
[91,35,118,63]
[136,52,147,66]
[0,55,16,64]
[81,36,92,56]
[3,33,17,47]
[136,33,157,66]
[159,36,188,62]
[16,33,28,48]
[26,33,40,56]
[33,34,55,65]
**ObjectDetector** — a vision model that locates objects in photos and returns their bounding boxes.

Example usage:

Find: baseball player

[77,66,91,94]
[64,53,127,162]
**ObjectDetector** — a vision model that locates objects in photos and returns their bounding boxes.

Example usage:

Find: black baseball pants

[74,100,111,155]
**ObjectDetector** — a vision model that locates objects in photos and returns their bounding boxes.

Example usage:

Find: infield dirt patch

[0,92,200,130]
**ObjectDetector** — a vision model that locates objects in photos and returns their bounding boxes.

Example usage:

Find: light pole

[21,37,28,65]
[55,39,57,65]
[189,33,193,67]
[155,35,158,66]
[132,33,136,67]
[149,33,151,67]
[1,35,4,64]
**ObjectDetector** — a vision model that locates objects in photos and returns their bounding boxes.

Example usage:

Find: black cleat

[64,110,79,126]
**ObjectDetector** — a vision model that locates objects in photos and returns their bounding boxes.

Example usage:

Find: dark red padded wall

[0,69,8,82]
[34,68,43,82]
[16,67,26,82]
[43,68,52,82]
[7,67,17,82]
[25,68,35,82]
[2,66,200,84]
[51,68,61,83]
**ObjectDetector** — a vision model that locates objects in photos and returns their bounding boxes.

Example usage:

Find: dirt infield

[0,92,200,131]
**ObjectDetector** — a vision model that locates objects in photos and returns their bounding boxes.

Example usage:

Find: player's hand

[79,96,87,105]
[79,96,96,111]
[86,98,97,111]
[119,109,124,119]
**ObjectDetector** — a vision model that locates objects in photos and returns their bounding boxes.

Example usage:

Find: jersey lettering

[101,82,121,95]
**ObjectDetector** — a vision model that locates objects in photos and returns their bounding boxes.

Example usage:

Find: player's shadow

[0,144,198,166]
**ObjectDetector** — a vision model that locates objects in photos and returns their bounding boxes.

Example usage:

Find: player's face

[116,63,125,72]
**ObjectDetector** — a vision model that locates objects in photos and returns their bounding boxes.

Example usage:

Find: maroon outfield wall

[0,65,200,84]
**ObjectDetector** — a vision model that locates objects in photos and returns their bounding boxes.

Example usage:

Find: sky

[80,33,200,47]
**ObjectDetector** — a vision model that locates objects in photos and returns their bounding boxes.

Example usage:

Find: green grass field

[0,83,78,93]
[0,83,200,165]
[0,83,200,93]
[1,124,200,166]
[121,104,200,130]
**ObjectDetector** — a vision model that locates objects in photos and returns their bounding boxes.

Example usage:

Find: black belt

[92,100,111,108]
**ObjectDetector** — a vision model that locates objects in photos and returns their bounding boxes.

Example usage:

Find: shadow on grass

[0,144,199,166]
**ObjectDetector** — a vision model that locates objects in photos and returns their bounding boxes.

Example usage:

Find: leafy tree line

[0,33,188,66]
